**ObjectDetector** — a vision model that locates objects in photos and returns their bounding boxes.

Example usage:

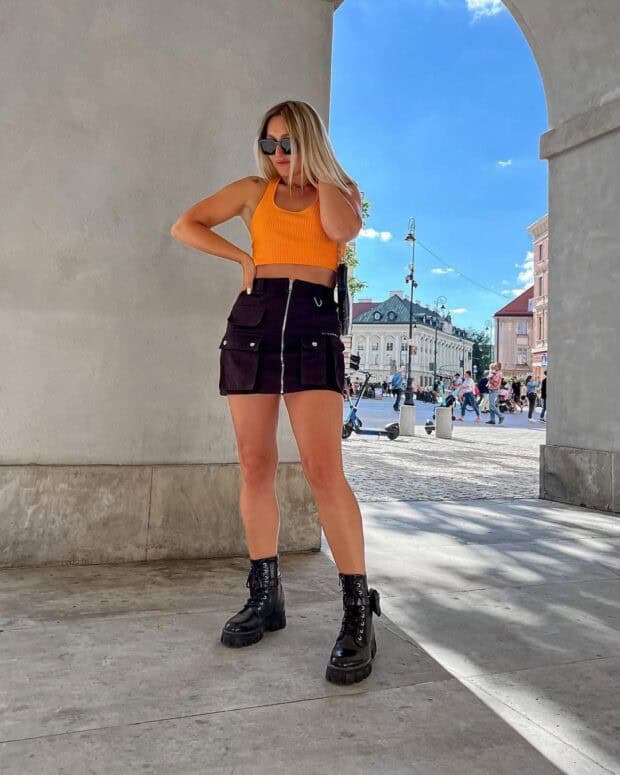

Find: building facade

[527,214,549,381]
[493,287,534,379]
[351,291,474,387]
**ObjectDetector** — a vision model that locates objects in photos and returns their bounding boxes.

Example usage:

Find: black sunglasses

[258,137,293,155]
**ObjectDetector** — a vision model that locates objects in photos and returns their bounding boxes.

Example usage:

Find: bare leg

[226,394,281,559]
[284,390,365,574]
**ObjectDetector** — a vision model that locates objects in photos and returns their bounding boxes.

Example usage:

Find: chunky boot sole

[220,610,286,648]
[325,634,377,685]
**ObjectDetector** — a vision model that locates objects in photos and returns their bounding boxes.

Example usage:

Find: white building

[350,291,474,387]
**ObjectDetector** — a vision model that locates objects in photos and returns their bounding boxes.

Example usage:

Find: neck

[278,175,311,190]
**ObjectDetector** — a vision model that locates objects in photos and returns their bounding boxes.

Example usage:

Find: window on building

[517,321,528,335]
[401,341,407,351]
[386,341,393,351]
[538,276,543,295]
[517,346,528,365]
[538,315,543,340]
[371,341,379,351]
[538,243,543,261]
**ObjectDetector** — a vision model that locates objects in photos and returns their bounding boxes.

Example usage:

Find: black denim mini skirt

[218,276,345,396]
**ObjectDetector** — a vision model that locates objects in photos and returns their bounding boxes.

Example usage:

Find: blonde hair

[254,100,356,195]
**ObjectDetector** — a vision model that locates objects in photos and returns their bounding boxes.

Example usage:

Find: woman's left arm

[317,181,363,242]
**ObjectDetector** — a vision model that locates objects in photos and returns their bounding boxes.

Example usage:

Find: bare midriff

[254,262,336,289]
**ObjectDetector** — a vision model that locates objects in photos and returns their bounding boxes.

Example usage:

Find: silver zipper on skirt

[280,278,294,394]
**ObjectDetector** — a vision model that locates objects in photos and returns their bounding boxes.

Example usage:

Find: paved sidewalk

[2,499,618,774]
[343,398,544,501]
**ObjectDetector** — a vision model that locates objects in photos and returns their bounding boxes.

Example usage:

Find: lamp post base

[404,378,415,406]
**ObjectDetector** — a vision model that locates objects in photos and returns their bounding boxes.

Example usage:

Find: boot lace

[242,564,276,614]
[338,577,368,645]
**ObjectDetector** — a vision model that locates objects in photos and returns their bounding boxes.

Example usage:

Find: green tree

[344,197,370,300]
[465,326,493,376]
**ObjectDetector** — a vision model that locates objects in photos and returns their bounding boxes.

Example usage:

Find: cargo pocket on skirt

[219,330,263,392]
[329,335,346,393]
[299,334,328,386]
[226,299,266,328]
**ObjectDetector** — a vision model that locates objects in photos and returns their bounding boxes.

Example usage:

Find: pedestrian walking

[540,370,547,422]
[478,371,490,412]
[391,368,404,412]
[511,377,523,412]
[486,362,505,425]
[455,370,481,422]
[525,374,540,422]
[172,100,380,685]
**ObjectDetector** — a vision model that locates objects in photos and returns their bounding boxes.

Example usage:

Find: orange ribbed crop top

[250,178,345,271]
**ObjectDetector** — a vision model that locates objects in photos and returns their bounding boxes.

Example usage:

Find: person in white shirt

[456,370,481,422]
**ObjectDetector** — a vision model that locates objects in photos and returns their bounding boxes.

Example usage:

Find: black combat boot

[220,555,286,648]
[325,573,381,685]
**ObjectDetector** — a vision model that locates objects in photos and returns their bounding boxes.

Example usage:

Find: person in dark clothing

[525,374,540,421]
[540,370,547,422]
[511,378,522,412]
[478,372,489,412]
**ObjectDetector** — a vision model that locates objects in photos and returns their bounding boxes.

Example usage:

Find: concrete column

[501,0,620,512]
[435,407,453,439]
[0,0,338,566]
[399,405,416,437]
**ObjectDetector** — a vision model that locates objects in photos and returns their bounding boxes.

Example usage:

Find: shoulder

[245,175,270,193]
[244,176,271,210]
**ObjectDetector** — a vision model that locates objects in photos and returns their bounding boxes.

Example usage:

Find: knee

[301,456,344,492]
[238,448,277,489]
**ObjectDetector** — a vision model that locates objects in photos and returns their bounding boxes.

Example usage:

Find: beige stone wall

[0,0,337,564]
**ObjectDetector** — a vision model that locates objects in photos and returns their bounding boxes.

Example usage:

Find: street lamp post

[432,295,447,387]
[484,319,493,368]
[404,217,418,405]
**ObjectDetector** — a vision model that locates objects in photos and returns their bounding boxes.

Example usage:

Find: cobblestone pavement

[341,398,544,502]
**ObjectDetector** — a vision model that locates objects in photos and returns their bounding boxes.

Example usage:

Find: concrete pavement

[2,497,618,774]
[343,397,544,501]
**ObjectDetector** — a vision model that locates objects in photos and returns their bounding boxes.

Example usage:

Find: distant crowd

[345,365,548,425]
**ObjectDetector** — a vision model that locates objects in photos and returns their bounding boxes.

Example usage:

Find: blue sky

[329,0,548,329]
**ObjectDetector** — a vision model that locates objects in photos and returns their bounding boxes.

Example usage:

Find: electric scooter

[342,354,400,440]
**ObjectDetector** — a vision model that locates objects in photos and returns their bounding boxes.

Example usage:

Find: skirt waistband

[249,276,336,301]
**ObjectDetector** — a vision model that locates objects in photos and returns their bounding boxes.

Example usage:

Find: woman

[455,370,481,422]
[486,362,505,425]
[171,100,381,685]
[525,374,540,422]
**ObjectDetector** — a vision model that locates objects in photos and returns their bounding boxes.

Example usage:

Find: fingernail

[246,288,251,294]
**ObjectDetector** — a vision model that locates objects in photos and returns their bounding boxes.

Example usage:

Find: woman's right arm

[170,176,257,264]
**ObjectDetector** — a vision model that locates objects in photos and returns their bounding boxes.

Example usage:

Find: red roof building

[493,286,534,378]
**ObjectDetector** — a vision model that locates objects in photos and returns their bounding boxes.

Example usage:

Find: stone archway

[1,0,617,568]
[338,0,619,511]
[499,1,620,512]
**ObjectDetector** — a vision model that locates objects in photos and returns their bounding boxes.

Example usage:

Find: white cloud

[451,307,467,314]
[431,267,454,275]
[516,251,534,284]
[359,227,392,242]
[466,0,505,19]
[497,159,513,168]
[501,251,534,298]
